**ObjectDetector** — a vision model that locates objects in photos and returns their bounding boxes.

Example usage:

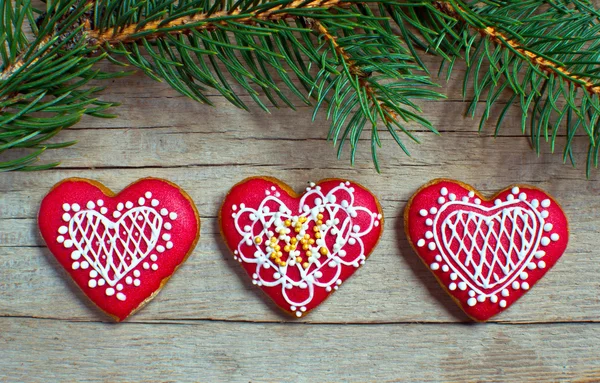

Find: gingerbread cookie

[38,178,200,321]
[219,177,383,317]
[405,179,568,321]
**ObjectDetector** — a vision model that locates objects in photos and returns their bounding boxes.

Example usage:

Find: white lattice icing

[56,192,176,301]
[416,186,559,308]
[231,181,381,318]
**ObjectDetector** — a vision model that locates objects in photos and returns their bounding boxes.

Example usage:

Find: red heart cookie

[405,179,568,321]
[220,177,383,317]
[38,178,200,321]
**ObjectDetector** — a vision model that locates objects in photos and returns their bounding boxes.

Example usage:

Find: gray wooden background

[1,53,600,382]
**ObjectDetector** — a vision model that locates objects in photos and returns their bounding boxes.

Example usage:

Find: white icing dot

[160,208,168,216]
[150,254,158,262]
[105,288,115,296]
[64,239,73,248]
[71,251,81,260]
[62,203,71,212]
[417,239,426,247]
[86,201,95,209]
[541,211,549,218]
[58,226,68,234]
[57,236,64,243]
[518,192,527,201]
[116,293,126,301]
[138,197,145,205]
[468,290,475,297]
[100,207,108,214]
[426,218,433,226]
[506,194,514,201]
[541,199,551,208]
[296,311,302,317]
[166,241,173,249]
[152,264,159,271]
[462,197,469,202]
[474,198,481,205]
[145,192,152,199]
[512,186,520,194]
[512,281,520,290]
[164,222,172,230]
[430,262,439,271]
[551,233,560,241]
[541,237,551,246]
[134,279,141,287]
[98,279,106,286]
[133,270,141,277]
[117,203,124,211]
[72,203,80,212]
[467,298,477,307]
[448,283,457,291]
[458,282,467,291]
[151,199,159,207]
[468,191,475,198]
[535,251,546,259]
[437,197,445,204]
[419,209,428,217]
[62,213,71,222]
[162,233,172,241]
[89,270,98,278]
[429,207,437,214]
[494,199,501,206]
[520,272,528,280]
[88,279,97,288]
[502,289,510,297]
[143,262,150,269]
[477,295,486,303]
[544,223,553,232]
[72,262,80,270]
[434,254,442,262]
[521,282,530,290]
[500,300,507,308]
[169,212,178,220]
[491,295,498,303]
[425,231,433,239]
[450,273,457,281]
[449,193,456,201]
[442,265,449,272]
[527,263,537,270]
[126,201,133,209]
[532,199,539,208]
[440,187,448,196]
[126,276,133,285]
[538,260,546,269]
[81,261,89,269]
[113,211,121,219]
[157,245,165,253]
[428,242,436,251]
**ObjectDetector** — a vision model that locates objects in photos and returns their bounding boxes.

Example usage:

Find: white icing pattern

[417,186,559,308]
[56,192,176,301]
[231,181,381,318]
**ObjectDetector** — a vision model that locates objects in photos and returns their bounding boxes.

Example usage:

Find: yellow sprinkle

[316,220,323,226]
[270,254,277,259]
[315,232,321,239]
[304,234,310,240]
[284,220,291,227]
[281,262,287,267]
[302,244,309,251]
[313,226,320,232]
[254,237,262,244]
[284,245,291,252]
[295,228,301,233]
[317,213,324,220]
[270,237,277,243]
[276,251,283,257]
[306,251,312,257]
[308,239,315,245]
[290,237,297,244]
[296,256,302,263]
[275,245,281,251]
[320,247,328,255]
[302,262,309,269]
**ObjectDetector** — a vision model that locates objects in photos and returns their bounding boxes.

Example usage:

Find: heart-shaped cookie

[38,178,200,321]
[405,179,568,321]
[220,177,383,318]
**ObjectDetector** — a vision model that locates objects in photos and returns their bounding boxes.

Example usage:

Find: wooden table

[2,57,599,382]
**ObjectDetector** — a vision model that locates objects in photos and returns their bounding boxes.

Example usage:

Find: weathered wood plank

[0,215,595,323]
[2,318,599,383]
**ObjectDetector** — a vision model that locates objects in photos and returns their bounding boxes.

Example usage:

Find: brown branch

[87,0,348,45]
[313,20,398,123]
[433,1,600,95]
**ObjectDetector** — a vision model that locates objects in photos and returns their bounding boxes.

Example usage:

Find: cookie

[38,178,200,321]
[405,179,568,321]
[219,177,383,318]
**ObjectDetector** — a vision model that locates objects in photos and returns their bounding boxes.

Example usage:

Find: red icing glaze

[405,179,568,321]
[38,178,200,321]
[220,177,383,317]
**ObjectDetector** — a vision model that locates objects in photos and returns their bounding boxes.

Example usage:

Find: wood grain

[2,49,600,381]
